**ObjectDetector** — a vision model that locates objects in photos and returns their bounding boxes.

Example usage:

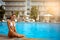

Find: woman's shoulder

[7,19,10,23]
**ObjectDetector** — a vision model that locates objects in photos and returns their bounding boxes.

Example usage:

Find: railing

[5,2,25,6]
[3,0,25,2]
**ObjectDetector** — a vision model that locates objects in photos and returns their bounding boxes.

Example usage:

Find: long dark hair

[7,15,11,19]
[7,11,15,19]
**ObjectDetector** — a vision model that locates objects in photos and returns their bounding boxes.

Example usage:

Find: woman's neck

[10,19,14,21]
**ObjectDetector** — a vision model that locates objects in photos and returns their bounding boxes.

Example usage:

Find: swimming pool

[0,22,60,39]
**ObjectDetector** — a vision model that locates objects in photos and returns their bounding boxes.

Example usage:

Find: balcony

[2,0,25,2]
[5,2,25,5]
[31,0,60,2]
[31,2,45,6]
[5,7,26,11]
[4,5,25,7]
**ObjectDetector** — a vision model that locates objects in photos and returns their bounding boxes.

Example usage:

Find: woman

[7,14,24,38]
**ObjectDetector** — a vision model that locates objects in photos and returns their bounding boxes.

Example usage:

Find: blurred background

[0,0,60,23]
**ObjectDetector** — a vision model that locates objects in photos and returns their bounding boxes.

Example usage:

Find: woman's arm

[7,20,10,30]
[13,21,16,32]
[7,20,12,31]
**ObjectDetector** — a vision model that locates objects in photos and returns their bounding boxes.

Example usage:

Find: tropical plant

[0,5,5,21]
[15,11,19,17]
[30,6,38,22]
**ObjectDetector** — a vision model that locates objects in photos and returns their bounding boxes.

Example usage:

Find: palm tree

[30,6,38,22]
[0,5,5,21]
[15,11,19,17]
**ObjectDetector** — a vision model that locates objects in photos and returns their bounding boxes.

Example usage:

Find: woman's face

[11,16,15,21]
[11,14,16,21]
[13,15,16,19]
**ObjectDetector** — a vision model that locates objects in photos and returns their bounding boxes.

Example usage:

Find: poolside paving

[0,35,49,40]
[0,37,41,40]
[0,36,41,40]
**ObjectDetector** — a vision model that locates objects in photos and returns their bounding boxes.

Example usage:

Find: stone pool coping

[0,35,46,40]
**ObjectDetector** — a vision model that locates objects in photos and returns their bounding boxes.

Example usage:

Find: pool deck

[0,37,42,40]
[0,35,43,40]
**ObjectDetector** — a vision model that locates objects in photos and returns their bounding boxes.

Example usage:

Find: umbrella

[43,14,52,16]
[43,14,53,22]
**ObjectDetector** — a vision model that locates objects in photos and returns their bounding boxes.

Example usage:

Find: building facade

[2,0,60,22]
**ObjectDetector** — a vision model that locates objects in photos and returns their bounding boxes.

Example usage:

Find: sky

[0,0,5,6]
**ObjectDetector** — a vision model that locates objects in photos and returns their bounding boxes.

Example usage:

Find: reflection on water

[0,22,60,39]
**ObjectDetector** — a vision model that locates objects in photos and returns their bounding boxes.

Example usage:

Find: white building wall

[3,0,60,21]
[5,7,25,11]
[5,2,25,5]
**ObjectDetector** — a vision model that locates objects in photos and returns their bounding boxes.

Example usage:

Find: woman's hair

[11,11,16,16]
[12,13,15,16]
[10,14,16,19]
[7,11,16,19]
[7,15,12,19]
[10,15,12,19]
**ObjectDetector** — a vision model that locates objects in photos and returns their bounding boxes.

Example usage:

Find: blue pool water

[0,22,60,39]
